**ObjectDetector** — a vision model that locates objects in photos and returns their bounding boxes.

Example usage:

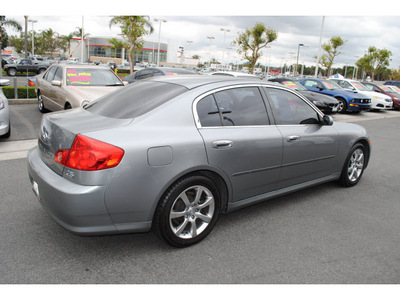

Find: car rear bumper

[27,146,119,235]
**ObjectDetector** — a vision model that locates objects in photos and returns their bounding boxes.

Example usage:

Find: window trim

[193,84,324,129]
[193,84,271,128]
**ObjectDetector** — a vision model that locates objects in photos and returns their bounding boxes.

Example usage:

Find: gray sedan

[27,76,371,247]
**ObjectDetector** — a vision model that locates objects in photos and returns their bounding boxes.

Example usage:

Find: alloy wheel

[169,185,215,239]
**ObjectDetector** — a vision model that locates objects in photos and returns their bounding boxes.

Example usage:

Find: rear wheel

[7,68,17,76]
[338,143,366,187]
[153,175,220,247]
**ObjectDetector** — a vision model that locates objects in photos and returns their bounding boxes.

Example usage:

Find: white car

[331,78,392,110]
[0,79,10,138]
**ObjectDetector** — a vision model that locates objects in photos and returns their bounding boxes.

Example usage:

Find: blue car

[300,78,371,113]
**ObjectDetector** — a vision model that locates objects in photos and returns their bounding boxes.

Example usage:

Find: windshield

[321,80,342,90]
[389,85,400,93]
[281,81,307,91]
[352,81,369,91]
[66,68,123,86]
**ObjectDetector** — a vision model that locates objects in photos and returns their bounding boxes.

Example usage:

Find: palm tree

[109,16,154,73]
[0,16,22,50]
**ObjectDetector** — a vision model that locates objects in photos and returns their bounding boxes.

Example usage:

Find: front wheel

[153,175,220,247]
[338,143,366,187]
[337,98,347,113]
[37,92,48,113]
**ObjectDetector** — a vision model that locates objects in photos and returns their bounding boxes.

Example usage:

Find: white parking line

[0,139,38,162]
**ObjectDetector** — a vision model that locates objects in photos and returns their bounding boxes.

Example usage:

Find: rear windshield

[85,81,188,119]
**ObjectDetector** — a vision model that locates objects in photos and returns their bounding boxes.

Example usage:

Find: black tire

[7,68,17,76]
[65,103,72,110]
[337,98,347,113]
[338,143,366,187]
[153,175,220,247]
[37,91,48,113]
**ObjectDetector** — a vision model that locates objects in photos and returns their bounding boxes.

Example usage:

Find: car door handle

[287,135,300,142]
[212,140,233,149]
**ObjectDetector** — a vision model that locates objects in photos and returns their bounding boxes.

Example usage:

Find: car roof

[211,71,258,77]
[49,63,111,70]
[145,75,280,90]
[144,67,195,74]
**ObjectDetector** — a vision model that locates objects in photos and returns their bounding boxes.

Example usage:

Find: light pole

[207,36,215,68]
[186,40,193,62]
[220,28,230,67]
[295,43,305,77]
[154,18,167,67]
[28,19,37,57]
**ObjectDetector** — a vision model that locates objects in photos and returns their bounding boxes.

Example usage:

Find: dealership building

[70,36,199,67]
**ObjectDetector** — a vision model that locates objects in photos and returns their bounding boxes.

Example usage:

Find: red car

[363,82,400,109]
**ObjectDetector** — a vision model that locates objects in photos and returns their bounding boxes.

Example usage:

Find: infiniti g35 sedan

[27,76,371,247]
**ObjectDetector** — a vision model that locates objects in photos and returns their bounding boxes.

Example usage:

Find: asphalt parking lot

[1,104,400,285]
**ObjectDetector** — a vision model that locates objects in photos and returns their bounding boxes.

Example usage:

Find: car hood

[298,90,339,103]
[68,86,124,102]
[329,88,369,99]
[356,90,390,99]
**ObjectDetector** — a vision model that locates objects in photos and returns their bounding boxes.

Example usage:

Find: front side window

[303,80,320,89]
[264,88,320,125]
[53,67,63,82]
[44,67,57,82]
[196,87,269,127]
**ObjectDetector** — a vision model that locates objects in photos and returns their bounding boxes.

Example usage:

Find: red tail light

[28,80,35,86]
[55,134,124,171]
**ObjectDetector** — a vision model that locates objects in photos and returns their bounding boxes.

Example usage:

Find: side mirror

[122,81,129,86]
[322,115,333,126]
[51,80,62,87]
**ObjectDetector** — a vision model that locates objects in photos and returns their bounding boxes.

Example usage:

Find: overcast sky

[4,1,400,70]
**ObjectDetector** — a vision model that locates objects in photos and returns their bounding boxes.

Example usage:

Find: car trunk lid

[38,108,132,175]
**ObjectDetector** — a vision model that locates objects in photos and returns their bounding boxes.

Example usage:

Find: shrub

[1,86,37,99]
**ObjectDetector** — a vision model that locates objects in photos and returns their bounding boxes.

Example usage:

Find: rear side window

[85,81,187,119]
[196,87,269,127]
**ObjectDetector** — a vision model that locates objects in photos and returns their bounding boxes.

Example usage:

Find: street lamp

[220,28,230,66]
[154,18,167,67]
[207,36,215,68]
[186,40,193,61]
[28,19,37,57]
[295,43,306,77]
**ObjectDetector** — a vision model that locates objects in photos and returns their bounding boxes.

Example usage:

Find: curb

[7,99,37,105]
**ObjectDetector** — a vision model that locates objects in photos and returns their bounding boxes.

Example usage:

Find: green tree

[37,29,63,57]
[233,22,278,74]
[356,46,392,81]
[317,36,346,76]
[109,16,154,73]
[0,16,22,50]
